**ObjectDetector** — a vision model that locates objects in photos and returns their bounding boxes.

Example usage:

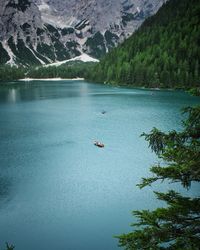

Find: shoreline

[86,80,187,92]
[1,78,195,94]
[18,77,85,81]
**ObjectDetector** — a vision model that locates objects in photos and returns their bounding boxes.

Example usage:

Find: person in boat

[94,141,105,147]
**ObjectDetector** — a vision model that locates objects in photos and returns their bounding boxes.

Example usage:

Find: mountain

[0,0,165,66]
[87,0,200,88]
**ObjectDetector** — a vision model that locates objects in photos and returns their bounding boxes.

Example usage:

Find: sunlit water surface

[0,80,199,250]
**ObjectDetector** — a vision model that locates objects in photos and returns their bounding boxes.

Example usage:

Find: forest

[1,0,199,90]
[0,62,96,81]
[0,0,200,249]
[86,0,200,89]
[26,62,95,79]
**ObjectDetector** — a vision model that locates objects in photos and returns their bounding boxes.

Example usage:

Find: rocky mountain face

[0,0,166,66]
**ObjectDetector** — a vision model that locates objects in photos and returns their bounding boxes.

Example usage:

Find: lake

[0,80,199,250]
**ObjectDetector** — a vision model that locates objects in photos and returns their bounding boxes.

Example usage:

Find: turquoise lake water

[0,80,199,250]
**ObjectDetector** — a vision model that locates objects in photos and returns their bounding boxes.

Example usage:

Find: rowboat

[94,141,105,148]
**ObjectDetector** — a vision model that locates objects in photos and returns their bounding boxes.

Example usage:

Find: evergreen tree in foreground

[5,243,14,250]
[117,106,200,249]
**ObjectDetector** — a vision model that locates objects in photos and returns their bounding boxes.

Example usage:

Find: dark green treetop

[117,106,200,249]
[86,0,200,88]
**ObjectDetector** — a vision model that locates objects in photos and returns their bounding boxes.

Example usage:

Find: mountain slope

[87,0,200,88]
[0,0,165,66]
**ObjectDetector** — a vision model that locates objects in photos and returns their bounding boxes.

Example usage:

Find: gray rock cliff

[0,0,166,66]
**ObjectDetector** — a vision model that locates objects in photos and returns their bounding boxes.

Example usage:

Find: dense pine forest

[86,0,200,88]
[0,62,95,81]
[26,62,95,79]
[0,65,25,81]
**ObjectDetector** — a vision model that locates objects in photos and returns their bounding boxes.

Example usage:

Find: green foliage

[0,43,10,64]
[122,12,135,24]
[61,27,74,36]
[36,28,45,36]
[7,37,41,66]
[117,106,200,249]
[0,62,97,81]
[36,43,56,62]
[26,62,96,79]
[45,24,60,38]
[6,0,31,12]
[0,65,25,81]
[53,40,70,61]
[85,32,106,59]
[5,243,14,250]
[65,41,81,57]
[29,45,50,64]
[188,88,200,96]
[104,31,119,50]
[87,0,200,88]
[15,38,41,65]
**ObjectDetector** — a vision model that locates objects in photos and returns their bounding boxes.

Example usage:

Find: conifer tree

[117,106,200,249]
[87,0,200,88]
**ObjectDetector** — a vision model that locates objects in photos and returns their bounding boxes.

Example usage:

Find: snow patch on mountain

[44,53,99,67]
[2,40,16,66]
[27,46,46,65]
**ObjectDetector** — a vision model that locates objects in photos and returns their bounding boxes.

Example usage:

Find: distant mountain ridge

[87,0,200,88]
[0,0,165,66]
